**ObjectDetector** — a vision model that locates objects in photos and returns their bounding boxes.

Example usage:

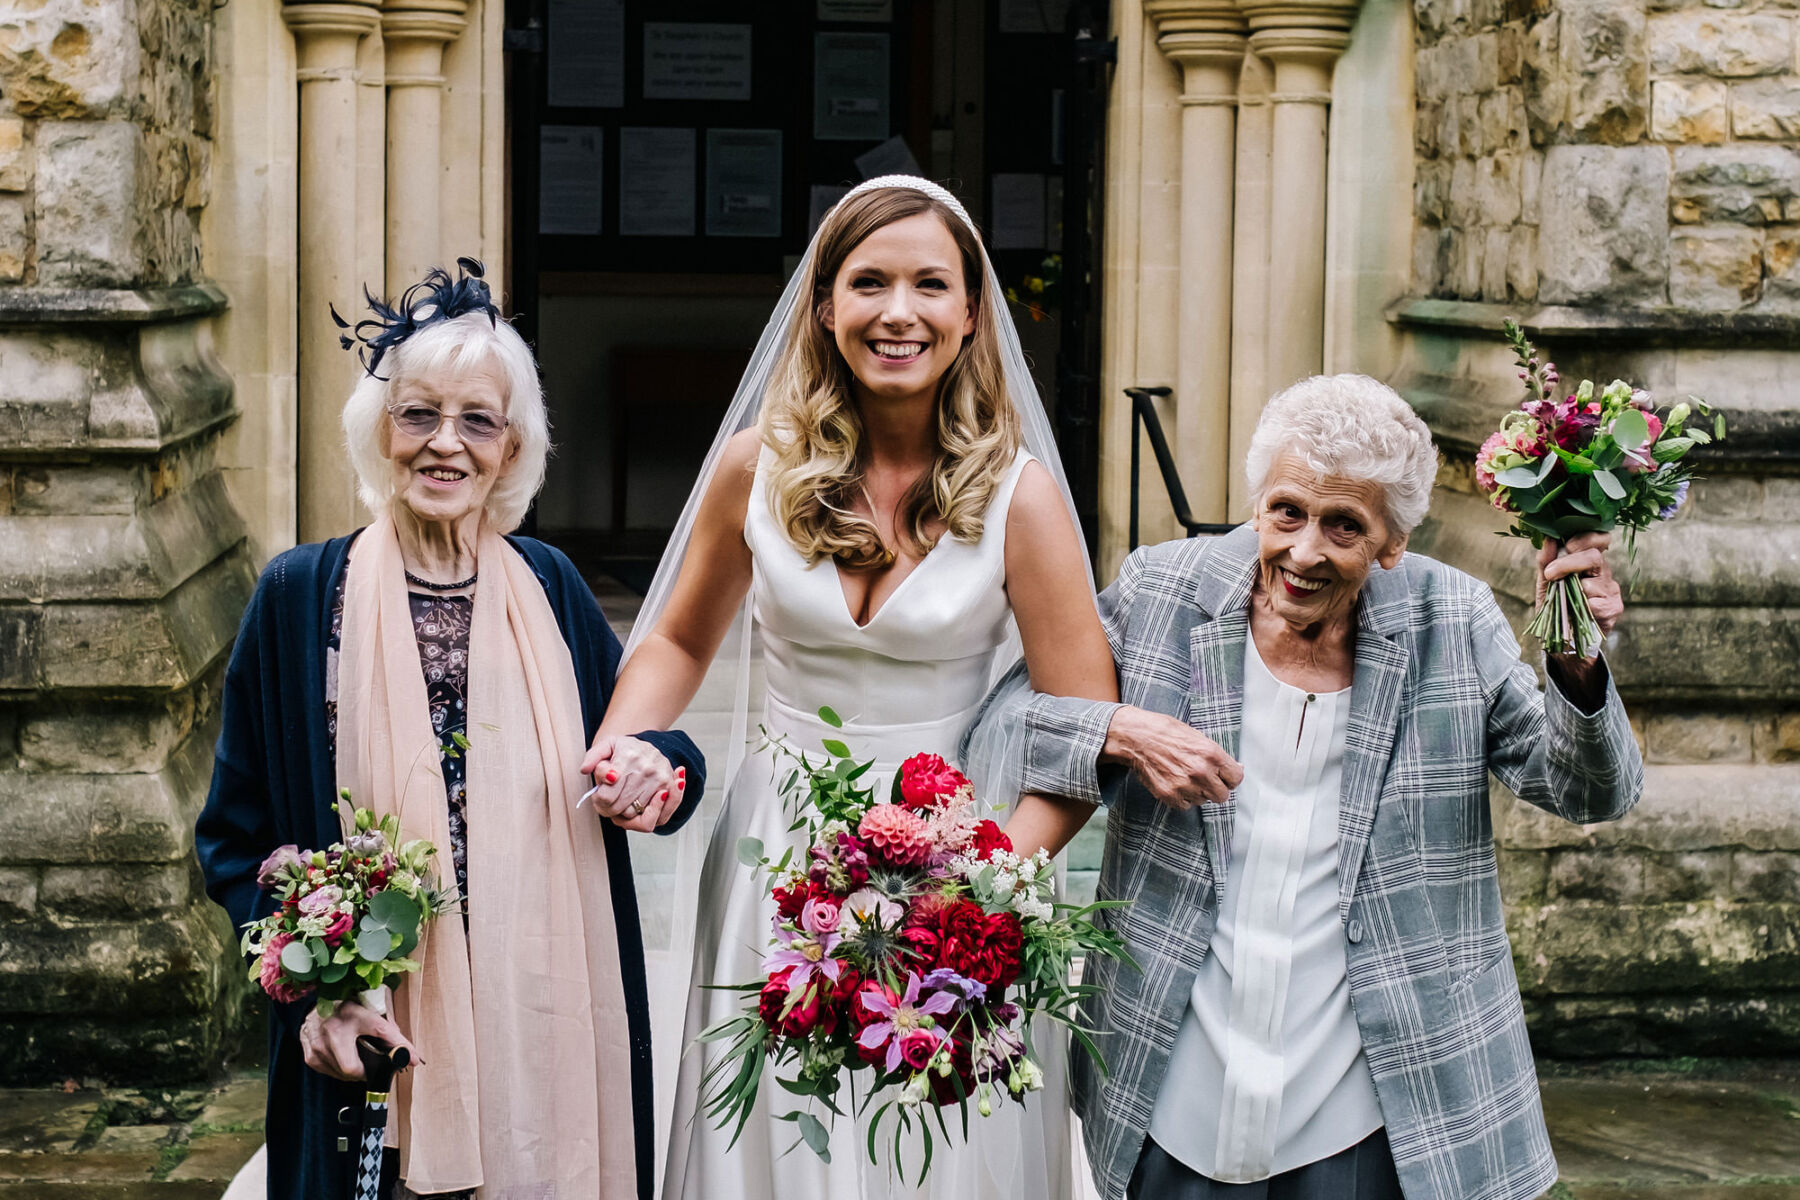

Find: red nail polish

[605,770,618,784]
[657,790,668,802]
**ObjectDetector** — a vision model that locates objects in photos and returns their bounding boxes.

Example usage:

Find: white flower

[900,1077,929,1106]
[1017,858,1038,884]
[838,887,902,934]
[992,870,1017,895]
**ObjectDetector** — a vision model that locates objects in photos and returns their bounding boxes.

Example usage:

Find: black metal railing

[1126,386,1239,550]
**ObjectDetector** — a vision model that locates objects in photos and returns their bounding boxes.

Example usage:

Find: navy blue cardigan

[194,532,704,1200]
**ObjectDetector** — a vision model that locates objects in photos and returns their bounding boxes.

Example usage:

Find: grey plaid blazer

[982,527,1642,1200]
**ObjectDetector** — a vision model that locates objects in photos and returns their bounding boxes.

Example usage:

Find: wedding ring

[629,799,647,816]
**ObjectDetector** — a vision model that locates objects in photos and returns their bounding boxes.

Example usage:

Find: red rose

[831,966,862,1008]
[900,1031,941,1071]
[972,911,1024,990]
[759,969,795,1031]
[779,977,835,1039]
[899,925,938,968]
[773,878,832,922]
[970,820,1012,862]
[898,753,970,812]
[321,909,354,947]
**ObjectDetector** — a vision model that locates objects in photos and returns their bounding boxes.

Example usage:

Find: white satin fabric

[661,448,1072,1200]
[1148,637,1382,1183]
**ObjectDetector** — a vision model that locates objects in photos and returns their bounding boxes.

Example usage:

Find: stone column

[285,1,381,543]
[1149,0,1249,525]
[1239,0,1360,393]
[0,0,255,1079]
[381,0,466,286]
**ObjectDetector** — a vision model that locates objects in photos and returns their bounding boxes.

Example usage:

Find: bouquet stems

[1525,572,1602,659]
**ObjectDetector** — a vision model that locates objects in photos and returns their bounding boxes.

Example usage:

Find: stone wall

[1411,0,1800,312]
[0,0,250,1081]
[1398,0,1800,1061]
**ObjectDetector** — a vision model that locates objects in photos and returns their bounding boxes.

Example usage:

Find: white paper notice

[619,128,695,237]
[539,126,604,235]
[644,23,752,102]
[817,0,892,19]
[706,129,782,238]
[808,184,851,234]
[854,135,921,180]
[546,0,623,108]
[999,0,1072,33]
[990,173,1046,249]
[814,32,889,141]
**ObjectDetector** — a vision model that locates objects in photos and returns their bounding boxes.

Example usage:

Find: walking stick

[337,1035,411,1200]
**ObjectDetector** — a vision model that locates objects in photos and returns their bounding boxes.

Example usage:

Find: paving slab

[0,1093,97,1154]
[166,1130,262,1182]
[1544,1076,1800,1187]
[193,1074,264,1134]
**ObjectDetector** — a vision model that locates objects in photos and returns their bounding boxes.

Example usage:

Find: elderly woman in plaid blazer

[977,374,1643,1200]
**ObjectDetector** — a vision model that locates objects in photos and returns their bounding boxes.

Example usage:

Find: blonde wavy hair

[759,186,1022,570]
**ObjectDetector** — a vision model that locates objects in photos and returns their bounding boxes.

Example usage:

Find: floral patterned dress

[326,574,474,1200]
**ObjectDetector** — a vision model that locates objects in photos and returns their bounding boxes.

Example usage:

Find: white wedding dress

[660,447,1073,1200]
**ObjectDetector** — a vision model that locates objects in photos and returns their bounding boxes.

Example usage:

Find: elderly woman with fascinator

[977,375,1644,1200]
[195,260,706,1200]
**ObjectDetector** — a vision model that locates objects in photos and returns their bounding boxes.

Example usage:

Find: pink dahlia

[259,932,311,1005]
[859,804,933,867]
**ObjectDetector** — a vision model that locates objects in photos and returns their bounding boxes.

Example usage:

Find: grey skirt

[1126,1128,1403,1200]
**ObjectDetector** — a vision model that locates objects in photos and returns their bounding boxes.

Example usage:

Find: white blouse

[1147,636,1383,1182]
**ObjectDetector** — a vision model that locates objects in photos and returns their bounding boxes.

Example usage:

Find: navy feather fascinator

[330,256,501,380]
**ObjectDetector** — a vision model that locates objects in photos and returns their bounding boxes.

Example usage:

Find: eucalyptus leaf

[1495,466,1540,489]
[736,836,765,868]
[367,887,419,931]
[1611,408,1649,450]
[320,961,349,985]
[796,1112,830,1158]
[818,706,843,729]
[280,940,315,976]
[1567,495,1597,515]
[1534,453,1558,483]
[357,926,394,963]
[821,739,851,758]
[309,939,330,968]
[1593,469,1625,500]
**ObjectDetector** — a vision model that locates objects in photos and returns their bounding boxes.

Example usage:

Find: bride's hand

[582,734,686,832]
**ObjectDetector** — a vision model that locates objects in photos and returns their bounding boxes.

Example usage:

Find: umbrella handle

[356,1036,411,1094]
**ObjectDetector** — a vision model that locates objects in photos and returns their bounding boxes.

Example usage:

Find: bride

[583,176,1117,1200]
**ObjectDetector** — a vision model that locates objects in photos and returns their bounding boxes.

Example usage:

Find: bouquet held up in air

[240,794,459,1017]
[699,709,1131,1183]
[1475,320,1724,657]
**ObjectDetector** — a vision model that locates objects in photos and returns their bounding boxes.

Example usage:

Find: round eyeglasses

[387,403,510,444]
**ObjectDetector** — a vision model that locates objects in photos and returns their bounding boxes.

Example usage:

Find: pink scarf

[336,515,637,1198]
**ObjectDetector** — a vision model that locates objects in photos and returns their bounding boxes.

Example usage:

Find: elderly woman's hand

[1101,705,1245,810]
[1535,532,1624,650]
[581,734,687,832]
[300,998,417,1082]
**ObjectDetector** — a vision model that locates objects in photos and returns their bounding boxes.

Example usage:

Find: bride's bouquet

[698,709,1130,1182]
[240,794,459,1017]
[1476,320,1724,657]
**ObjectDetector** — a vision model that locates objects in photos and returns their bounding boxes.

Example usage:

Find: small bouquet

[698,709,1130,1183]
[1475,320,1724,657]
[241,794,459,1017]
